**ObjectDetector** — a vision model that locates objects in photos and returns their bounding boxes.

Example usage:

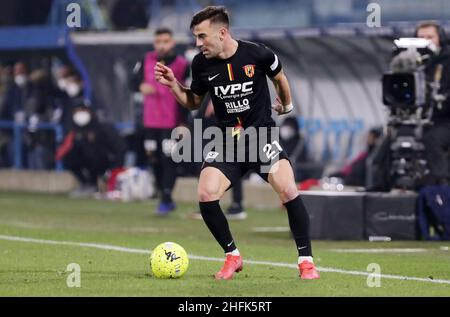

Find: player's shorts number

[263,140,283,161]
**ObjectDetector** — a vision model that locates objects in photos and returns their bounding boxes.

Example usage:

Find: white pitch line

[329,248,428,253]
[1,235,450,285]
[0,235,149,254]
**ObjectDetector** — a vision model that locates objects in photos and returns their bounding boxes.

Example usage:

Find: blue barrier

[322,119,366,162]
[114,122,135,132]
[0,121,134,172]
[345,119,365,160]
[0,121,64,171]
[297,118,366,162]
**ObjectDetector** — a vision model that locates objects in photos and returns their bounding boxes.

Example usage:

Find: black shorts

[143,128,175,157]
[201,126,291,187]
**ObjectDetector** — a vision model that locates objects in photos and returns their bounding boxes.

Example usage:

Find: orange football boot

[299,260,320,280]
[215,254,243,280]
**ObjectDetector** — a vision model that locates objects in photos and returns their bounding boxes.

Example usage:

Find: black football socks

[284,196,313,257]
[199,200,237,253]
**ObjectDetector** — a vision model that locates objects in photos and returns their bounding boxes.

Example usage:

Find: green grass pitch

[0,192,449,297]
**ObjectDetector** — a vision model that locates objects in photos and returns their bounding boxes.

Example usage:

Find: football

[150,242,189,279]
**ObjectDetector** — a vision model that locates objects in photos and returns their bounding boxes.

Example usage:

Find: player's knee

[278,184,299,203]
[197,186,220,202]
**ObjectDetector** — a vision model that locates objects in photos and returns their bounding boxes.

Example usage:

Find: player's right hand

[272,96,293,115]
[272,96,286,115]
[154,62,176,88]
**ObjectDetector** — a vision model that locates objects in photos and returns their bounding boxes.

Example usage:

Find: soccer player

[155,6,319,280]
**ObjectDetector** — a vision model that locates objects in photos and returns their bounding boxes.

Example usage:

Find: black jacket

[73,118,126,168]
[426,46,450,124]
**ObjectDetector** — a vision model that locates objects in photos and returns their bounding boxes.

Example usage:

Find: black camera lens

[383,74,415,107]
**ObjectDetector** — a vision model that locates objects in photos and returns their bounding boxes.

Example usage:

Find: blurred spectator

[418,21,450,186]
[0,61,34,167]
[1,61,33,122]
[56,104,126,198]
[0,64,12,167]
[25,68,57,169]
[0,60,91,170]
[278,116,321,182]
[132,27,190,215]
[329,127,383,187]
[279,116,307,164]
[0,64,11,106]
[65,74,84,100]
[53,65,85,133]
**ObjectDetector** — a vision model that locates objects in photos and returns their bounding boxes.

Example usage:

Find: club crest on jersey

[243,64,255,78]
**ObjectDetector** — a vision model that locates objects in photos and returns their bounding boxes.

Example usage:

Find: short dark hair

[416,21,441,34]
[369,127,383,139]
[190,6,229,30]
[415,21,447,46]
[154,27,173,37]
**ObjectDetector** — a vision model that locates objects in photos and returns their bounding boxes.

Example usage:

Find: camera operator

[417,22,450,185]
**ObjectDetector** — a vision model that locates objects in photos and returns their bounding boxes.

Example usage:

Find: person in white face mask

[64,75,84,98]
[1,62,33,123]
[53,67,86,133]
[13,62,29,88]
[55,65,73,92]
[56,104,126,198]
[279,116,313,182]
[0,65,12,167]
[279,116,305,161]
[72,107,91,127]
[0,61,34,167]
[25,68,60,170]
[14,74,27,87]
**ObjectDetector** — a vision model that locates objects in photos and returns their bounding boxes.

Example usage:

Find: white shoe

[226,203,247,220]
[225,211,248,220]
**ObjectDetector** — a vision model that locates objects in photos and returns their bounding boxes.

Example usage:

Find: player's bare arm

[270,70,294,115]
[154,62,204,110]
